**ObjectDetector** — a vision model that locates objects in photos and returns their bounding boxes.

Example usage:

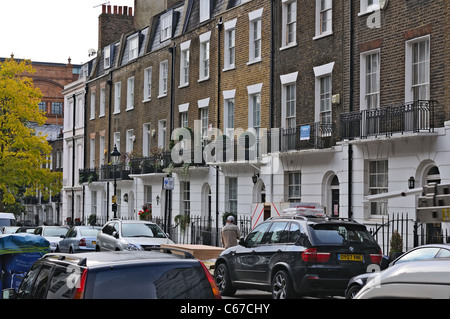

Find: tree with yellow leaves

[0,58,62,212]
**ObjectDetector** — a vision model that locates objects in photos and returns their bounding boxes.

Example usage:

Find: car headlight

[124,243,140,251]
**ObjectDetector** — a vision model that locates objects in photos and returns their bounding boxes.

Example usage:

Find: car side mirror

[60,235,66,238]
[2,288,17,299]
[113,231,120,239]
[238,237,246,247]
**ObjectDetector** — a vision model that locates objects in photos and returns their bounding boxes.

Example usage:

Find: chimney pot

[102,4,106,14]
[119,6,122,15]
[123,6,128,16]
[129,7,133,16]
[114,5,117,14]
[107,5,111,14]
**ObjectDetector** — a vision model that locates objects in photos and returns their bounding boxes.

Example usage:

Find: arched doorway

[201,183,212,219]
[330,175,340,217]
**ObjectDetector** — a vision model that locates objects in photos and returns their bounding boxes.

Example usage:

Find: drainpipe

[107,73,113,221]
[72,94,76,226]
[270,0,275,203]
[348,0,354,219]
[216,17,223,245]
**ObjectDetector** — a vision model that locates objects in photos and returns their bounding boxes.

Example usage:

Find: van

[0,213,17,227]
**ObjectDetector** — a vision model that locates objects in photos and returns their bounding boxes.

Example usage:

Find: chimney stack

[98,4,135,51]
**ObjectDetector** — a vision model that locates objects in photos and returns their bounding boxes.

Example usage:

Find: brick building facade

[64,0,449,248]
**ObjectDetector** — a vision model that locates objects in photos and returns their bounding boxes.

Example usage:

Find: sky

[0,0,135,65]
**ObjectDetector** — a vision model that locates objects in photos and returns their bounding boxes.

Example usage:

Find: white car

[355,258,450,299]
[96,219,174,251]
[34,226,70,252]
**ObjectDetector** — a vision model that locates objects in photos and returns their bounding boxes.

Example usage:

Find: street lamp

[252,173,260,184]
[111,145,121,218]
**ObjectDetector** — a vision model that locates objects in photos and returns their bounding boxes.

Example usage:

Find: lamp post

[111,145,121,219]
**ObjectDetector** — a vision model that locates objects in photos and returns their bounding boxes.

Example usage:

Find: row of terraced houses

[62,0,449,247]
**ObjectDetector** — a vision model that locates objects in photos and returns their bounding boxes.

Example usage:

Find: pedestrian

[221,215,241,249]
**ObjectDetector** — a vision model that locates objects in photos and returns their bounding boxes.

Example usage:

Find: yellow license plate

[339,254,363,261]
[92,241,96,245]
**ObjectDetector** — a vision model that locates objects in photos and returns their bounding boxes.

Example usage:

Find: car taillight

[302,248,330,263]
[73,268,88,299]
[199,261,222,299]
[370,249,383,264]
[79,238,86,247]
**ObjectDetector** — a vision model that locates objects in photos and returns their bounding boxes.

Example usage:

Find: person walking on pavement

[221,215,241,249]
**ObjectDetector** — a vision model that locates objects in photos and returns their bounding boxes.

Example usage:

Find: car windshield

[121,223,167,238]
[79,228,101,237]
[43,228,68,237]
[309,224,376,245]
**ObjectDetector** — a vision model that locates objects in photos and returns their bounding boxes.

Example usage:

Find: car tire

[215,263,236,297]
[95,245,101,252]
[345,285,361,299]
[272,269,296,299]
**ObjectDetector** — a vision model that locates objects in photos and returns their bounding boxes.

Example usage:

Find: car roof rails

[43,253,87,266]
[144,247,195,259]
[324,217,358,223]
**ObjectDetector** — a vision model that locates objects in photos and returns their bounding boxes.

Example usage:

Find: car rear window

[85,262,214,299]
[79,228,101,236]
[308,224,377,245]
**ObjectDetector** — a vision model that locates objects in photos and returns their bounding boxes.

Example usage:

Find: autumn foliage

[0,58,62,211]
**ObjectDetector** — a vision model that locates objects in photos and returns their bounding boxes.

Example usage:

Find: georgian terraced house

[62,0,449,247]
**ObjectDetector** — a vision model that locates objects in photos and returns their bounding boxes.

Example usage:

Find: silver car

[355,258,450,299]
[96,219,174,251]
[57,226,101,253]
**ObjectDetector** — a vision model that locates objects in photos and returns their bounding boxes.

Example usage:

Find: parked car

[355,258,450,299]
[345,243,450,298]
[33,226,70,252]
[214,213,383,299]
[1,226,20,234]
[56,226,101,253]
[96,219,174,251]
[2,250,221,299]
[15,226,36,234]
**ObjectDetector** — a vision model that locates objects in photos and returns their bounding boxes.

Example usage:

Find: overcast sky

[0,0,134,65]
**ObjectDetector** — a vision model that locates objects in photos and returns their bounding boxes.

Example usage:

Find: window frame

[360,49,380,111]
[114,82,121,114]
[282,0,297,48]
[248,9,263,64]
[127,76,135,110]
[159,60,168,97]
[199,32,211,81]
[143,67,152,101]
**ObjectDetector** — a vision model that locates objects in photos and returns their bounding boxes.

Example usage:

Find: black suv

[2,249,221,299]
[214,214,382,299]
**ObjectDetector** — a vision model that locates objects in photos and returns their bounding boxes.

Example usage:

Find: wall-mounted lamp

[252,173,260,184]
[408,176,415,189]
[156,195,160,205]
[123,193,128,202]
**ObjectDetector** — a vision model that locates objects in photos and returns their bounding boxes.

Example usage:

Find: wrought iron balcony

[341,100,435,140]
[79,168,98,184]
[268,122,334,152]
[128,152,172,174]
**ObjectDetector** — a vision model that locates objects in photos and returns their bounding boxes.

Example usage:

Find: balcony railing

[341,100,435,140]
[79,168,99,184]
[268,122,334,152]
[100,163,132,181]
[128,152,172,175]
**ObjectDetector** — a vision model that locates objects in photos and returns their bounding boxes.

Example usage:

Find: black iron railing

[341,100,435,140]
